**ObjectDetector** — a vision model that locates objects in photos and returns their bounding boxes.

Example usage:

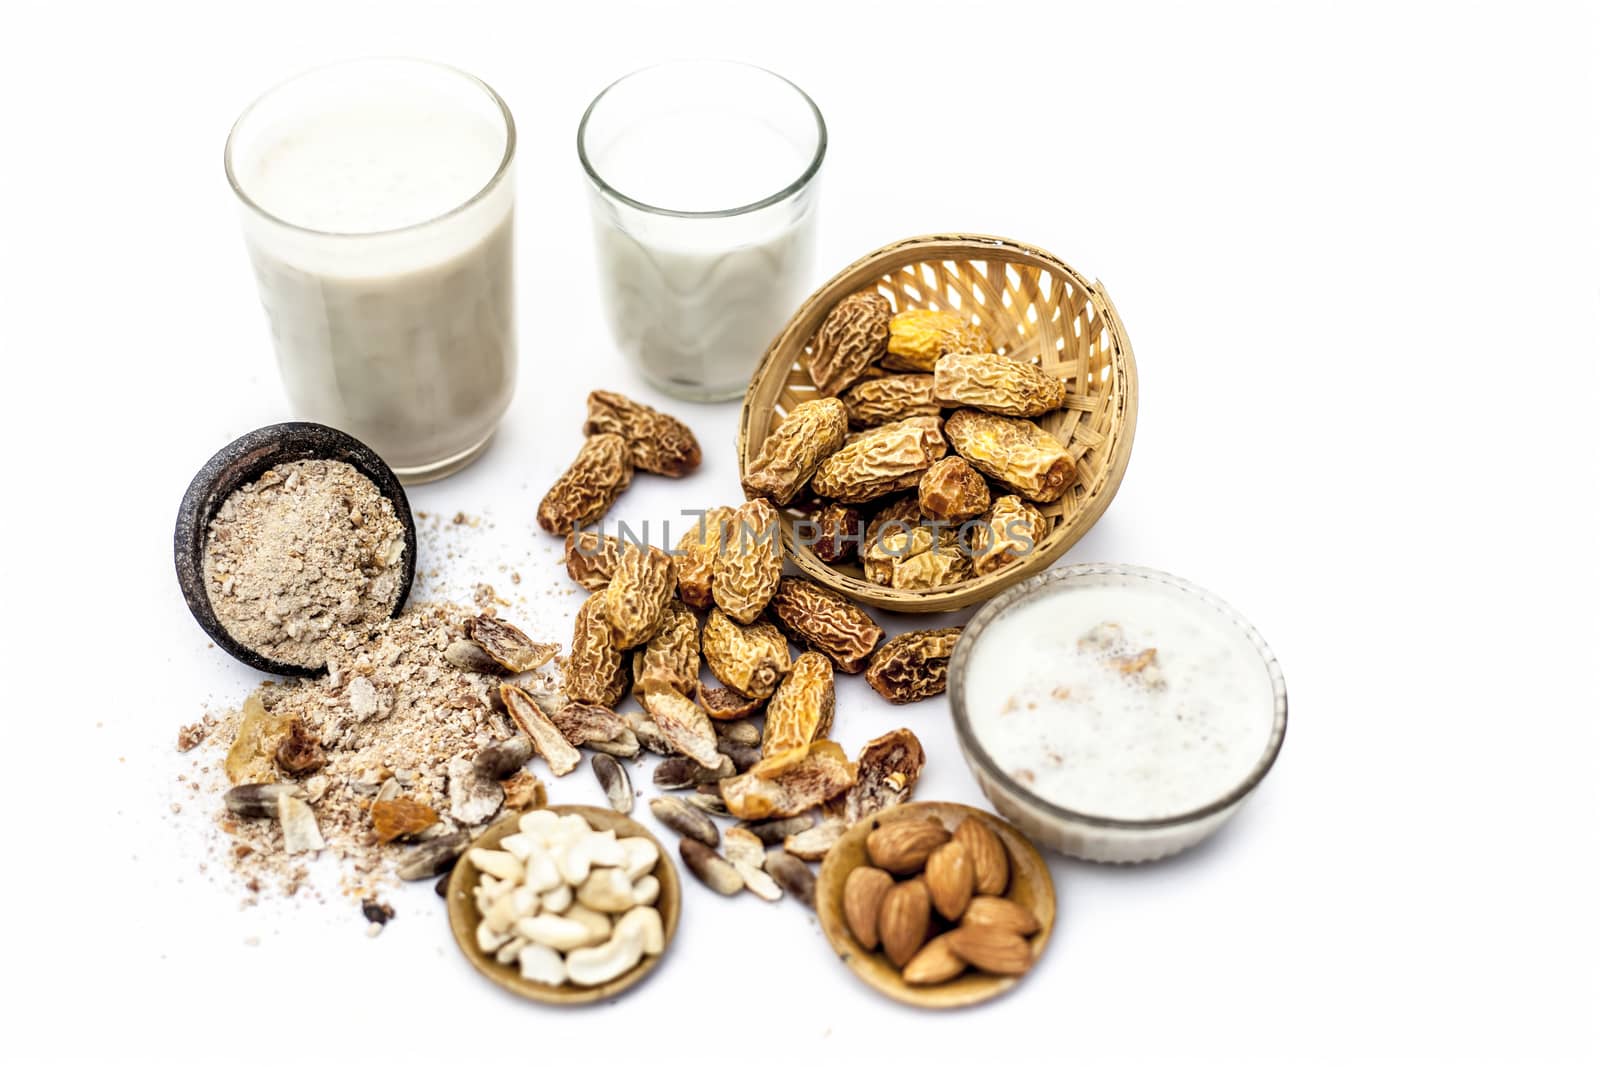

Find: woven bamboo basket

[738,234,1137,612]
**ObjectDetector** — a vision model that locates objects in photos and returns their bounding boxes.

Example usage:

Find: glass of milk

[578,61,825,401]
[225,58,517,483]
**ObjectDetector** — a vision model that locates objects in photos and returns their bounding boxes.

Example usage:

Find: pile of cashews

[470,810,666,987]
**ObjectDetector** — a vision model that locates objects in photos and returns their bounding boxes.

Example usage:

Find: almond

[954,817,1009,896]
[865,819,951,875]
[843,866,894,951]
[901,932,966,985]
[924,840,973,921]
[878,877,931,968]
[944,924,1032,976]
[961,895,1042,937]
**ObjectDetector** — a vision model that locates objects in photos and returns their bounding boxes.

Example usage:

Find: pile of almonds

[743,297,1082,592]
[844,816,1042,986]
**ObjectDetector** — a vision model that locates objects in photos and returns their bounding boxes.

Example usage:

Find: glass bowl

[948,563,1288,863]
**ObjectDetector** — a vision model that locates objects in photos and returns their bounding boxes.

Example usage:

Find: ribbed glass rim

[948,563,1290,831]
[224,56,517,239]
[577,59,826,219]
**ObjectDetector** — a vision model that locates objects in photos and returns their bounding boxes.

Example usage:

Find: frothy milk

[229,60,516,479]
[965,575,1279,821]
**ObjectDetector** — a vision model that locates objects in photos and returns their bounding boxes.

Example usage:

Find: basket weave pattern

[739,234,1137,612]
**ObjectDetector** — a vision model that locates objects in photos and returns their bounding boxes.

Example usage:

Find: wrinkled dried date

[767,577,883,674]
[583,389,702,477]
[865,628,962,703]
[841,374,941,428]
[917,456,990,522]
[742,398,848,505]
[563,530,623,590]
[884,309,991,372]
[932,350,1068,417]
[804,501,864,564]
[807,291,891,396]
[759,652,836,774]
[674,506,732,611]
[631,599,699,698]
[702,609,791,699]
[712,498,783,622]
[944,409,1074,503]
[563,592,630,708]
[603,542,676,649]
[973,495,1049,575]
[809,416,949,503]
[537,433,634,534]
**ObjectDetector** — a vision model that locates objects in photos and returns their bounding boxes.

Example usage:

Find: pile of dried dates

[743,296,1081,590]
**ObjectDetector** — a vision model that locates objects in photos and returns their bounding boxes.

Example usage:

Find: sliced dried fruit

[473,733,533,779]
[602,542,676,649]
[884,309,991,372]
[545,700,632,747]
[742,398,848,505]
[640,678,721,769]
[721,827,766,869]
[501,684,582,776]
[810,416,949,503]
[805,501,864,563]
[879,878,931,967]
[944,924,1032,976]
[843,866,894,950]
[224,694,297,785]
[582,389,701,477]
[564,530,623,590]
[902,933,967,985]
[631,599,699,698]
[501,771,547,810]
[719,739,856,820]
[536,432,634,535]
[712,498,783,622]
[866,818,951,875]
[698,686,764,721]
[701,608,790,699]
[781,820,844,861]
[444,639,506,674]
[758,652,835,776]
[865,628,962,703]
[767,577,883,674]
[371,797,439,845]
[807,290,891,396]
[917,455,991,522]
[944,409,1074,503]
[972,495,1048,576]
[467,615,558,673]
[839,727,926,824]
[841,374,941,428]
[932,350,1069,417]
[673,506,732,611]
[563,592,629,708]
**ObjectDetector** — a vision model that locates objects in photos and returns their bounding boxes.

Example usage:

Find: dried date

[809,416,949,503]
[865,628,962,704]
[701,608,790,699]
[917,456,990,522]
[564,530,622,590]
[807,291,890,396]
[537,433,634,534]
[973,495,1049,575]
[883,309,991,372]
[842,373,941,429]
[674,506,732,611]
[741,398,848,505]
[767,577,883,674]
[563,591,630,708]
[582,389,701,477]
[631,599,699,698]
[603,542,676,649]
[719,739,857,821]
[944,409,1074,503]
[712,498,783,623]
[931,350,1069,417]
[804,501,863,564]
[759,651,836,775]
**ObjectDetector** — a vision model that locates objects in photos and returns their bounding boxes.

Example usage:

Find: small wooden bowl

[816,801,1057,1009]
[445,805,680,1006]
[738,234,1137,612]
[172,421,417,677]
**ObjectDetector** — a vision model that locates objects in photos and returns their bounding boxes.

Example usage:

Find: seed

[653,754,736,790]
[473,734,535,780]
[712,719,762,746]
[395,831,469,881]
[591,753,634,814]
[683,792,730,817]
[679,839,743,895]
[649,796,720,847]
[764,852,817,909]
[622,711,676,756]
[717,737,762,772]
[223,782,302,818]
[737,814,815,847]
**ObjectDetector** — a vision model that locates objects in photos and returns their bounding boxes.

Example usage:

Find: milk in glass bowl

[950,564,1287,862]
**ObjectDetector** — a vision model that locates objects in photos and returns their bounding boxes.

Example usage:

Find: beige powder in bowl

[202,459,406,669]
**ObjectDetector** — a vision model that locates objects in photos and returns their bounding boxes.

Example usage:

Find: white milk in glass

[228,60,516,480]
[581,62,823,401]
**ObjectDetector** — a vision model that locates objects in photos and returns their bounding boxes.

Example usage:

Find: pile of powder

[202,600,546,899]
[203,459,406,669]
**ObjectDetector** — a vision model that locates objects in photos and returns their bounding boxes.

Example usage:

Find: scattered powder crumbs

[194,601,547,902]
[202,459,406,669]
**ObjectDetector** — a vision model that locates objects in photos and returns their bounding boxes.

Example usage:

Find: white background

[2,1,1596,1063]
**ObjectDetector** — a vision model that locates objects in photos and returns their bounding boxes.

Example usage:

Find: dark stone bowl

[173,422,418,677]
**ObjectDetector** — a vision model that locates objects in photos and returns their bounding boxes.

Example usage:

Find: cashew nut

[467,847,523,883]
[476,919,511,955]
[518,809,560,836]
[509,886,539,919]
[515,913,596,952]
[517,942,565,986]
[494,935,528,965]
[562,903,613,948]
[556,830,626,886]
[619,836,659,881]
[630,874,660,908]
[541,882,573,913]
[615,905,665,956]
[564,924,645,986]
[499,832,537,860]
[478,874,514,903]
[485,889,523,935]
[524,848,562,893]
[577,867,635,913]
